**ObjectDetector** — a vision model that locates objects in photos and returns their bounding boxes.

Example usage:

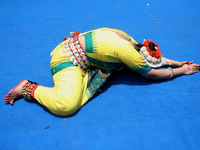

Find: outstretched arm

[162,57,193,67]
[143,63,200,80]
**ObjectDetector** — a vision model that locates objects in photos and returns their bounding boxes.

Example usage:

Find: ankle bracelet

[22,81,38,101]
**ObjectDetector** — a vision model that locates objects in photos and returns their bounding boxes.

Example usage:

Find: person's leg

[4,66,88,116]
[34,66,88,116]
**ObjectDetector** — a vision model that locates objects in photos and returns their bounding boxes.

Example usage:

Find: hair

[136,42,157,52]
[135,43,143,52]
[149,42,157,51]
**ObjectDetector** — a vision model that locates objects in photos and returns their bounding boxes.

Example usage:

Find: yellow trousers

[34,42,89,116]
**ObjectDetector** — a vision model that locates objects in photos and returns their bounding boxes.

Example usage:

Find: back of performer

[83,28,152,74]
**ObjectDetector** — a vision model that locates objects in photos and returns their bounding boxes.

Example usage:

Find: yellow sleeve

[122,47,152,75]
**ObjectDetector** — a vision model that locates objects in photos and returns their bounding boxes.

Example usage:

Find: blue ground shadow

[0,0,200,149]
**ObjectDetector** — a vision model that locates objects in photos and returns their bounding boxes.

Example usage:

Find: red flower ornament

[143,40,162,59]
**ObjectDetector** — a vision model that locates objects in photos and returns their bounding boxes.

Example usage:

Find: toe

[4,98,11,102]
[10,100,14,105]
[4,80,26,105]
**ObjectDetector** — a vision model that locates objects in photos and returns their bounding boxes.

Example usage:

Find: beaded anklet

[22,81,39,101]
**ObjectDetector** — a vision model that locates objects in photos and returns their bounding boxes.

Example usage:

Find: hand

[182,63,200,75]
[180,61,193,67]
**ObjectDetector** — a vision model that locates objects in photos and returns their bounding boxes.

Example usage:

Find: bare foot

[4,80,28,105]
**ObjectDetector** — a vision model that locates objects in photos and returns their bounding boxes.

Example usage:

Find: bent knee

[50,99,80,116]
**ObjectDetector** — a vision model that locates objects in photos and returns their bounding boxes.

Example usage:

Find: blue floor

[1,0,200,149]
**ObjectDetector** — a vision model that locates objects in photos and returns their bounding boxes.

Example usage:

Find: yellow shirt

[82,28,152,75]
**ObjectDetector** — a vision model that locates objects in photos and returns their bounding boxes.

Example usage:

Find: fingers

[192,64,200,69]
[182,61,193,67]
[183,62,200,74]
[190,64,200,73]
[194,68,199,73]
[186,61,193,64]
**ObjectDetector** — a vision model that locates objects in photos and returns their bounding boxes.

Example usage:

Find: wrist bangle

[168,67,174,79]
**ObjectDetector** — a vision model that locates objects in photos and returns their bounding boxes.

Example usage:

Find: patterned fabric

[62,34,91,72]
[85,68,113,100]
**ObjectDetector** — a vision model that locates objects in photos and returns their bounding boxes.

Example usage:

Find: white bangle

[168,67,174,79]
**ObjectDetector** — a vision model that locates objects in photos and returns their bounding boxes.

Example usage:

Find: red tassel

[62,31,81,42]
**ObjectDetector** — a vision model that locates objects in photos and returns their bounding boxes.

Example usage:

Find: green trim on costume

[85,32,96,53]
[51,62,74,76]
[132,65,152,75]
[87,56,122,70]
[85,89,92,99]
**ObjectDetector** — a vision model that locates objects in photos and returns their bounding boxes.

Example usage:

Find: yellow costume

[33,28,152,116]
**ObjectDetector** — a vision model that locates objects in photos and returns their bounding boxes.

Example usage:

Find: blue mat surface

[1,0,200,149]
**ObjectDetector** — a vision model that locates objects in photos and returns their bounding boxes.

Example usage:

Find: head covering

[139,40,167,68]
